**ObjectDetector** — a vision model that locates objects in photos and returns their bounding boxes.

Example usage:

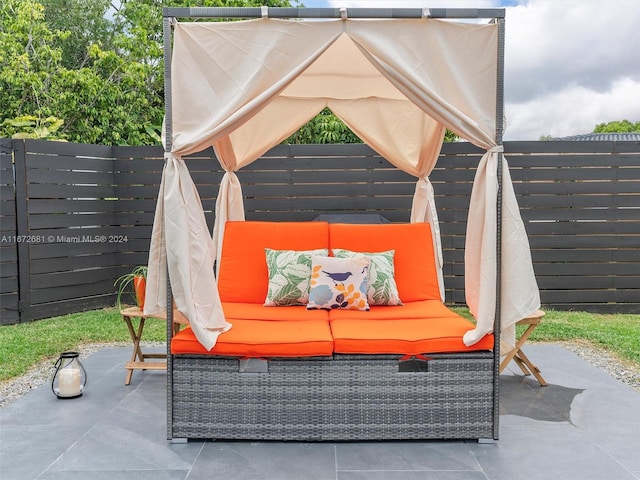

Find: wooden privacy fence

[1,139,638,324]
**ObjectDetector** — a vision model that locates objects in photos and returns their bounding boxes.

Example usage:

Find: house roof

[554,132,640,141]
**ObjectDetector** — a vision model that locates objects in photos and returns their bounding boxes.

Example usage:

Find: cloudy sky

[299,0,640,140]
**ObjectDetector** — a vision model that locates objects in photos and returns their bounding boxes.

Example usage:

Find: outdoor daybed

[169,220,495,440]
[145,7,541,443]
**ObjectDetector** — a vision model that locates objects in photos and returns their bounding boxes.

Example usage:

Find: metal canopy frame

[164,6,505,19]
[162,7,505,441]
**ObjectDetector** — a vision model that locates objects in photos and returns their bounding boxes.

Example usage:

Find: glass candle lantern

[51,351,87,399]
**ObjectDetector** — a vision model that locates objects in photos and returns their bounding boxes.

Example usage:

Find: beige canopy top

[145,7,540,352]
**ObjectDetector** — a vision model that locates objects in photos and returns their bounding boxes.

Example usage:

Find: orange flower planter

[133,275,146,310]
[114,266,148,310]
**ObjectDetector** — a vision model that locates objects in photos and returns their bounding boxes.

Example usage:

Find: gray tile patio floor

[1,344,639,480]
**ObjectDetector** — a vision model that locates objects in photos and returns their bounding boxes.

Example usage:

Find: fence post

[0,139,18,323]
[13,139,32,322]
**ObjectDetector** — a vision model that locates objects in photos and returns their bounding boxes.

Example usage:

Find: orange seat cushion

[328,300,458,321]
[223,302,329,321]
[171,317,333,357]
[328,223,440,302]
[217,221,329,304]
[330,302,494,355]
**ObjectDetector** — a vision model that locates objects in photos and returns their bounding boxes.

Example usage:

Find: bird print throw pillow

[332,249,402,306]
[264,248,329,306]
[307,255,370,311]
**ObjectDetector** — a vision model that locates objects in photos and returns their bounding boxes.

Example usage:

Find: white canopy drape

[145,17,540,351]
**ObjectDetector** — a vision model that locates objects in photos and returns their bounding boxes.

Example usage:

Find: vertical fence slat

[12,140,31,322]
[0,139,19,323]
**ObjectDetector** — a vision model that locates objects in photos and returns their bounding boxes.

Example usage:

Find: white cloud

[506,77,640,139]
[504,0,640,138]
[507,1,640,93]
[324,0,640,139]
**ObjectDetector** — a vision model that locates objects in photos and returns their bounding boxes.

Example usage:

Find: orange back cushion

[329,223,440,302]
[217,221,329,303]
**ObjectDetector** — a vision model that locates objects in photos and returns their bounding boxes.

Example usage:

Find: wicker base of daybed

[169,352,495,441]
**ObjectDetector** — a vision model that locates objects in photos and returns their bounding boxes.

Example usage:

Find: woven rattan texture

[170,353,495,441]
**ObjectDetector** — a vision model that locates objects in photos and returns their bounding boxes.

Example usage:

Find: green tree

[0,0,161,144]
[287,109,362,144]
[0,115,65,140]
[39,0,114,69]
[0,0,297,145]
[443,130,459,142]
[593,120,640,133]
[0,0,69,140]
[287,108,459,144]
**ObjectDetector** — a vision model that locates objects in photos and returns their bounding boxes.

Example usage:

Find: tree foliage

[0,0,297,145]
[287,109,362,144]
[593,120,640,133]
[1,115,65,140]
[0,0,162,144]
[39,0,114,69]
[287,109,459,144]
[0,0,459,146]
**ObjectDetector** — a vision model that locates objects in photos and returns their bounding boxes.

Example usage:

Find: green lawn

[0,307,638,382]
[0,308,165,381]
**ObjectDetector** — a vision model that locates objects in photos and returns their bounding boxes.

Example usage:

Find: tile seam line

[183,439,207,479]
[593,441,637,479]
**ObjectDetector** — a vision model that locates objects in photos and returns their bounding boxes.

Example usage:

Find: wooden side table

[120,306,182,386]
[499,310,547,386]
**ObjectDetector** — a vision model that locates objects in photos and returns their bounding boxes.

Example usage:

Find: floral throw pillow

[307,256,370,311]
[332,249,402,306]
[264,248,329,306]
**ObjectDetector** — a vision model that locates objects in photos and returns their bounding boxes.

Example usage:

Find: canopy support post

[163,14,175,442]
[492,14,506,442]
